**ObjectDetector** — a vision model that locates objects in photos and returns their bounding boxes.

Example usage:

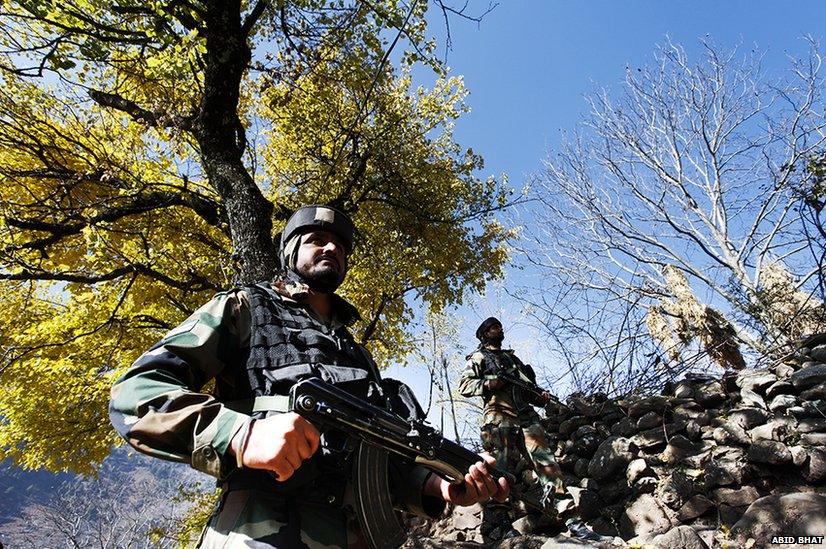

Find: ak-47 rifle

[484,370,560,406]
[289,378,552,549]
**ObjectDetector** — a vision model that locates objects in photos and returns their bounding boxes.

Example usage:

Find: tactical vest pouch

[381,378,425,421]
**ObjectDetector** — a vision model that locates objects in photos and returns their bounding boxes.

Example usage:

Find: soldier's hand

[232,413,320,481]
[425,453,510,506]
[485,378,505,390]
[539,391,553,404]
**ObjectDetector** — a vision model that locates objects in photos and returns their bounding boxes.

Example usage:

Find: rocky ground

[404,334,826,548]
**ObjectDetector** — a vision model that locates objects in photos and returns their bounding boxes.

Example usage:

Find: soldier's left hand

[426,453,510,506]
[539,391,553,404]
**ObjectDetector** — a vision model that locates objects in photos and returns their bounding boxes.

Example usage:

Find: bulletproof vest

[479,347,520,377]
[478,347,536,414]
[242,283,382,398]
[226,283,385,501]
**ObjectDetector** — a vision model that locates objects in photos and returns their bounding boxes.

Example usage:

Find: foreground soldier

[459,317,602,542]
[110,205,508,548]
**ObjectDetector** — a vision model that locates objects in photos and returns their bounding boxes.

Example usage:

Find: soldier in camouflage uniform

[110,205,508,548]
[459,317,602,542]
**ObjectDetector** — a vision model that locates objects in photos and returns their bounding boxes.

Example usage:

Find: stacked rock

[534,333,826,547]
[406,335,826,548]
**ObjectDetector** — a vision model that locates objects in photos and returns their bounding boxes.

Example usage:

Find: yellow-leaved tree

[0,1,511,473]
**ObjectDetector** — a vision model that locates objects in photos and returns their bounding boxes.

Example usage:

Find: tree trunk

[197,0,277,284]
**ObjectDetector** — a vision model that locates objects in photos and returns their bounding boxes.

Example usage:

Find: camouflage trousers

[479,418,573,533]
[197,488,367,548]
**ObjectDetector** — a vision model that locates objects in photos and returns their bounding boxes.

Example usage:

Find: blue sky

[386,1,826,417]
[433,0,826,188]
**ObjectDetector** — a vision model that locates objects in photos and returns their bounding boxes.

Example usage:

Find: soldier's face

[296,230,347,287]
[485,323,504,344]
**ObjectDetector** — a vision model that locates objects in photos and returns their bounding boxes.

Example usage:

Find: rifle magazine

[352,442,407,549]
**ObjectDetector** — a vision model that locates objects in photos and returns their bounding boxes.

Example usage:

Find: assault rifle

[485,371,559,405]
[290,378,552,549]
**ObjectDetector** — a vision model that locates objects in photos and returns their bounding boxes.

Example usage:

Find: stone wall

[415,334,826,548]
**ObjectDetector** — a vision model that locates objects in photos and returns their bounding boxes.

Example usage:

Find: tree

[0,1,511,473]
[799,151,826,299]
[520,39,826,393]
[0,451,205,548]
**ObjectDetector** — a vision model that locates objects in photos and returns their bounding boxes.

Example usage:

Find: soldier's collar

[481,344,514,352]
[271,279,361,325]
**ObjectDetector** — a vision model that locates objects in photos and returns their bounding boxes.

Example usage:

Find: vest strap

[225,395,292,414]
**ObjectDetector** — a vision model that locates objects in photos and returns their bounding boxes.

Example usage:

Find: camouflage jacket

[458,346,543,425]
[109,283,439,517]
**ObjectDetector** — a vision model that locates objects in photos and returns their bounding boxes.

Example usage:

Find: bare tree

[0,454,205,548]
[519,38,826,392]
[410,310,482,447]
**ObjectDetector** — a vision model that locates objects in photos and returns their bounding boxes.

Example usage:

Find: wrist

[423,472,449,501]
[231,417,256,468]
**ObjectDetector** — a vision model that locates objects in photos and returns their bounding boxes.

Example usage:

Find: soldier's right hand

[232,412,321,481]
[485,378,505,390]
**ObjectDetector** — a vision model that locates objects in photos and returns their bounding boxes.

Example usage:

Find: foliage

[0,1,511,473]
[521,39,826,393]
[163,484,221,548]
[800,151,826,299]
[646,266,746,371]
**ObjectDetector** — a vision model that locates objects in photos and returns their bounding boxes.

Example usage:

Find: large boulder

[790,363,826,390]
[633,423,686,449]
[636,411,663,430]
[731,493,826,547]
[800,382,826,401]
[748,418,795,442]
[727,407,769,429]
[768,394,798,413]
[738,388,767,410]
[710,486,761,507]
[625,396,669,418]
[662,434,699,466]
[619,493,675,538]
[657,470,696,510]
[627,458,655,486]
[694,381,727,406]
[765,380,794,399]
[587,436,635,480]
[705,457,748,488]
[712,424,751,446]
[747,440,792,465]
[812,343,826,362]
[677,495,714,521]
[651,525,709,549]
[736,370,777,392]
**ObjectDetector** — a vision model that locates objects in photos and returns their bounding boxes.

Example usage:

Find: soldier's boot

[564,518,609,542]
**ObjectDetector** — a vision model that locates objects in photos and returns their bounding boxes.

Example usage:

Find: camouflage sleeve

[109,290,251,479]
[389,460,446,519]
[458,351,487,398]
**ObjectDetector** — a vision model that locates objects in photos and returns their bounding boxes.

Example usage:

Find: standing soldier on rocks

[459,317,603,542]
[109,205,509,548]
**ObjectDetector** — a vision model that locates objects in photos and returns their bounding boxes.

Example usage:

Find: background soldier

[459,317,602,542]
[110,205,508,548]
